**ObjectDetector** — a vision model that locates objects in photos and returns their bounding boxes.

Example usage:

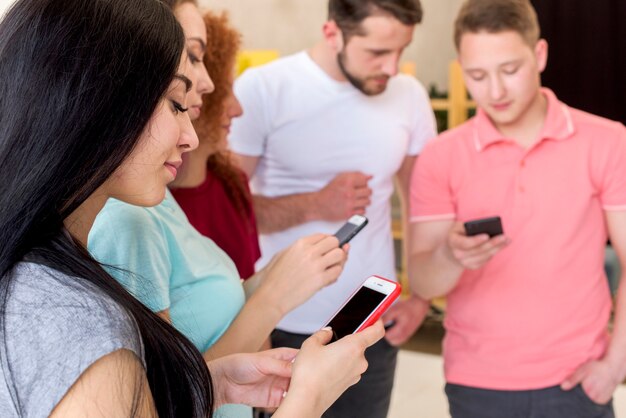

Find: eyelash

[503,67,519,75]
[171,101,188,114]
[187,51,201,64]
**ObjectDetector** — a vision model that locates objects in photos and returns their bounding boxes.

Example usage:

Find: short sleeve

[1,264,142,418]
[410,139,457,222]
[88,200,171,312]
[229,68,271,157]
[598,123,626,210]
[407,79,438,156]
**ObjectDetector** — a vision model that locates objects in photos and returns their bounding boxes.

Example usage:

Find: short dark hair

[328,0,423,39]
[454,0,540,49]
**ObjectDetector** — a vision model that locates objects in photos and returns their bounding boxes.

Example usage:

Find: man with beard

[229,1,436,417]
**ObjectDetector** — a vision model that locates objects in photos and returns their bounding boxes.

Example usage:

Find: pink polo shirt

[410,88,626,390]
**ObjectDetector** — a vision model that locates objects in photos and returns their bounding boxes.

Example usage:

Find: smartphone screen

[327,286,387,342]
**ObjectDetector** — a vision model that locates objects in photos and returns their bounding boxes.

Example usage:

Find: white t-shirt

[230,51,436,333]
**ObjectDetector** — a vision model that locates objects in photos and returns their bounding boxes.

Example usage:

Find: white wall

[0,0,14,18]
[0,0,461,91]
[199,0,464,91]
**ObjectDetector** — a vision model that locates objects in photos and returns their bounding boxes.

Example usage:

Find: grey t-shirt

[0,262,143,417]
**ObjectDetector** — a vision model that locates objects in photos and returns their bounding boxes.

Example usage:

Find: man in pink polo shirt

[409,0,626,416]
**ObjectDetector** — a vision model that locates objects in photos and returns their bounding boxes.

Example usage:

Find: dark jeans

[271,329,399,418]
[445,383,615,418]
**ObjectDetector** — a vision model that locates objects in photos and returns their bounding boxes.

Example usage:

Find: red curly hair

[192,11,249,214]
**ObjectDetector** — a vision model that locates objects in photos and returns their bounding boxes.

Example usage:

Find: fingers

[347,171,373,187]
[383,324,405,346]
[264,347,299,362]
[313,235,341,255]
[561,367,586,391]
[293,235,342,260]
[352,321,385,348]
[448,227,509,269]
[299,233,329,245]
[255,354,294,379]
[303,327,334,349]
[319,264,344,287]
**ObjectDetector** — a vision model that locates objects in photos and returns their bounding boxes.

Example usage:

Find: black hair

[328,0,423,39]
[0,0,212,416]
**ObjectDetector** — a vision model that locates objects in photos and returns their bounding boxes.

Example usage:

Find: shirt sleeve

[409,138,457,222]
[599,123,626,211]
[88,201,171,312]
[4,266,142,418]
[407,78,438,156]
[229,68,271,157]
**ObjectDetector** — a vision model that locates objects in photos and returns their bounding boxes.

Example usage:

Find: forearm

[409,244,464,300]
[603,273,626,380]
[253,193,321,234]
[203,291,282,360]
[242,269,266,298]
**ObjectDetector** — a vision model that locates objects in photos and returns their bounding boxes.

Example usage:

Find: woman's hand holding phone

[209,348,297,409]
[257,234,347,317]
[446,221,509,270]
[276,322,384,418]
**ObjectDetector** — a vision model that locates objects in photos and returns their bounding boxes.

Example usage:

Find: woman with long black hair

[0,0,382,417]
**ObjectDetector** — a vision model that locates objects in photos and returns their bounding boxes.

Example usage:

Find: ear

[534,39,548,73]
[323,20,344,52]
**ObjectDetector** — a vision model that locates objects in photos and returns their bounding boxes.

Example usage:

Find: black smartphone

[464,216,503,238]
[333,215,368,246]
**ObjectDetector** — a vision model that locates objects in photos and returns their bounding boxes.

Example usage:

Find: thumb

[561,367,585,391]
[304,327,334,348]
[353,321,385,348]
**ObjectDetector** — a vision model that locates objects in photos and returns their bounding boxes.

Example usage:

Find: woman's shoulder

[1,262,143,417]
[7,262,137,325]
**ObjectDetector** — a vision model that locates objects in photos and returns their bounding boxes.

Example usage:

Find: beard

[337,48,389,96]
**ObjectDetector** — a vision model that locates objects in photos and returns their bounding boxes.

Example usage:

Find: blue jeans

[445,383,614,418]
[271,329,398,418]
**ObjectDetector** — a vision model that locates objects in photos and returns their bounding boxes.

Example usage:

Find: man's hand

[315,172,373,221]
[209,348,297,409]
[447,222,509,270]
[381,294,429,346]
[561,359,621,405]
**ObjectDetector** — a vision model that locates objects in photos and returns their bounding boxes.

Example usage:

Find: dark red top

[171,169,261,279]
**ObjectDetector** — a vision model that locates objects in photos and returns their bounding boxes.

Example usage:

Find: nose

[227,91,243,119]
[195,62,215,96]
[489,74,506,101]
[178,112,199,152]
[381,55,400,77]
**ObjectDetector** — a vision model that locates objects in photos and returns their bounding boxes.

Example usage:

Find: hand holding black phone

[464,216,504,238]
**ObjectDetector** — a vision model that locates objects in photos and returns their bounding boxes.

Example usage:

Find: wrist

[438,242,464,272]
[278,387,322,418]
[303,191,322,222]
[248,285,286,322]
[603,350,626,383]
[206,359,228,408]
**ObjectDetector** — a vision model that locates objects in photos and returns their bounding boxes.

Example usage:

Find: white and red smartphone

[324,275,401,342]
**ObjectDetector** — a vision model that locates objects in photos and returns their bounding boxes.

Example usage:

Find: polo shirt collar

[472,87,576,152]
